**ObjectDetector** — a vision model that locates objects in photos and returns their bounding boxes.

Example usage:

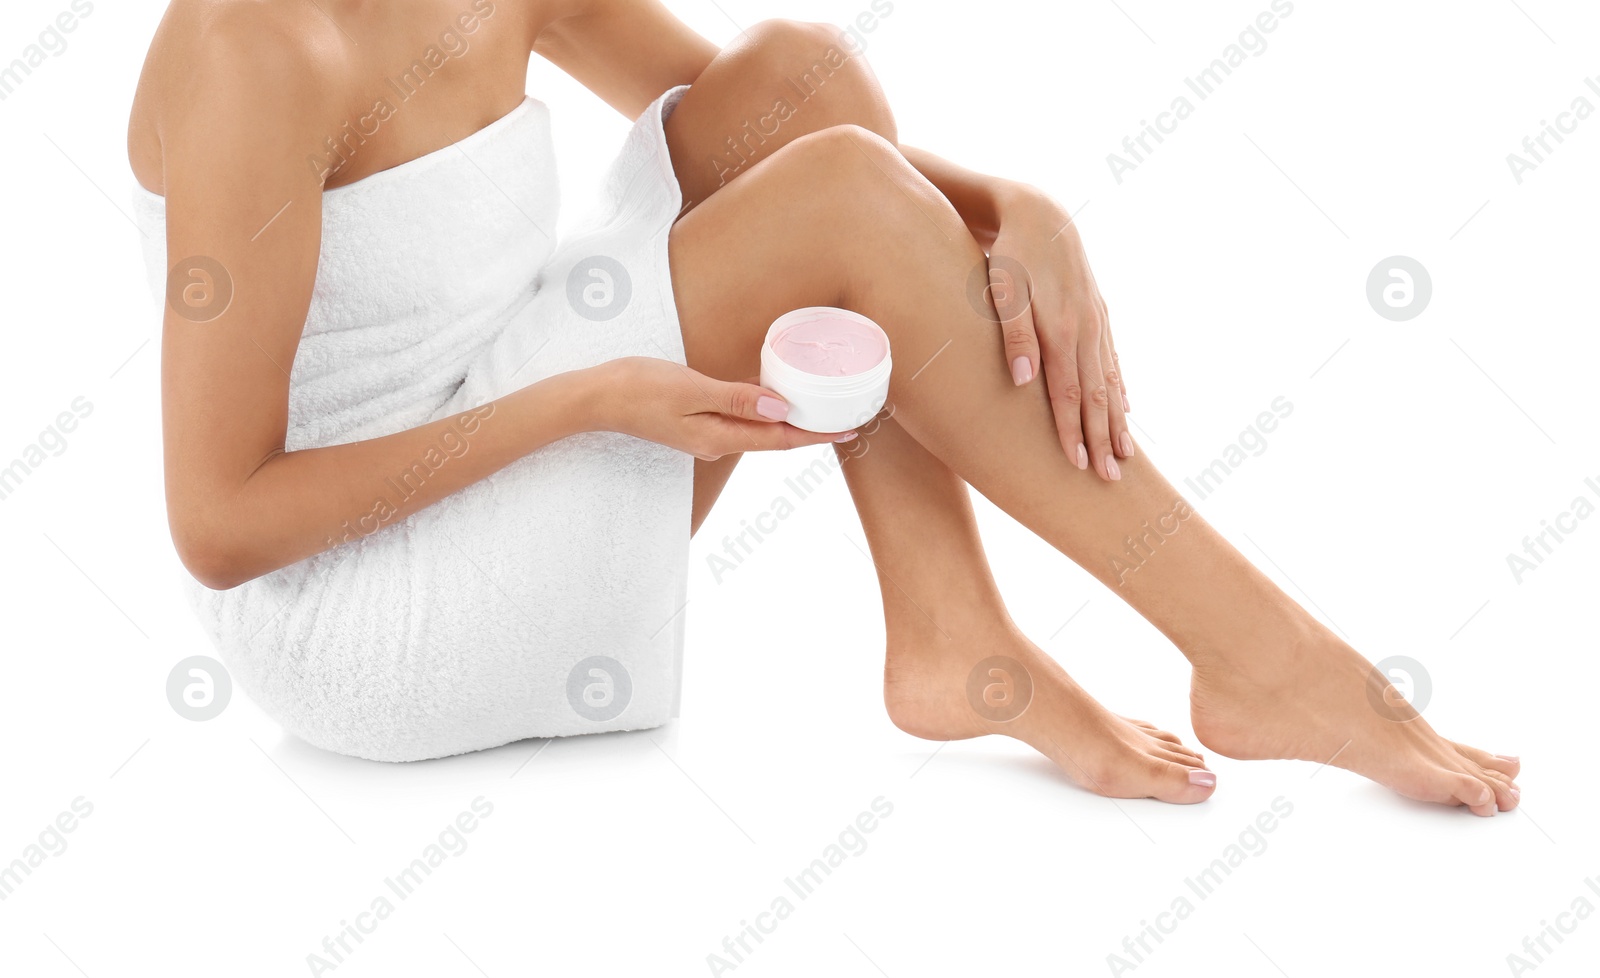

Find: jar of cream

[759,306,893,433]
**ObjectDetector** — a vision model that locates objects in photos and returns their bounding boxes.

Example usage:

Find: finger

[990,260,1039,386]
[709,379,791,424]
[1077,329,1118,481]
[1102,327,1133,460]
[719,417,855,453]
[1041,336,1089,471]
[1103,301,1130,413]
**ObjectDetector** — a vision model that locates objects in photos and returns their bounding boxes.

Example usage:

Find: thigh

[691,456,738,535]
[664,19,896,212]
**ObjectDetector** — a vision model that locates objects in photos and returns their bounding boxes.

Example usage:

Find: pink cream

[769,316,889,377]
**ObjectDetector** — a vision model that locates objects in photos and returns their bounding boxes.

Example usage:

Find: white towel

[132,87,695,761]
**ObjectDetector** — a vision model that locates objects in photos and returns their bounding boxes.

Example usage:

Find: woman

[128,0,1520,813]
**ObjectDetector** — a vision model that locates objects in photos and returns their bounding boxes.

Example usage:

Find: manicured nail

[1510,787,1521,800]
[1188,770,1216,787]
[756,396,788,421]
[834,431,858,442]
[1011,356,1032,386]
[1122,391,1131,412]
[1495,754,1519,763]
[1105,456,1121,481]
[1075,444,1088,470]
[1118,431,1135,458]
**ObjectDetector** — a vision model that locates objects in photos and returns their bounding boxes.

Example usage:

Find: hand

[592,356,853,460]
[985,184,1132,482]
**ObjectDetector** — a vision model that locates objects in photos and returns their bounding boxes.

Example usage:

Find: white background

[2,0,1597,975]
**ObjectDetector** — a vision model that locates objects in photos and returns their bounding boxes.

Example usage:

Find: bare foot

[1189,622,1521,816]
[885,627,1217,804]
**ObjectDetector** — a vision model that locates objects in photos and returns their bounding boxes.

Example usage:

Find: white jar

[759,306,893,433]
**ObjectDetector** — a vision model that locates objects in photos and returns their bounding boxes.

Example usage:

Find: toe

[1480,768,1521,811]
[1120,716,1198,755]
[1122,718,1181,743]
[1154,746,1205,768]
[1149,737,1203,762]
[1454,773,1498,817]
[1453,741,1521,778]
[1133,755,1217,805]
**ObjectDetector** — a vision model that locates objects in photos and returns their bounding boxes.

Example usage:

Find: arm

[149,8,833,591]
[538,1,1128,476]
[536,1,1016,244]
[151,11,596,589]
[534,0,718,117]
[904,143,1131,479]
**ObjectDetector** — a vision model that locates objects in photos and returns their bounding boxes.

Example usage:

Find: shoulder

[131,0,348,185]
[151,0,341,84]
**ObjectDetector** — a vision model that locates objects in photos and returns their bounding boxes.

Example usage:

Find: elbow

[176,542,251,592]
[170,518,254,592]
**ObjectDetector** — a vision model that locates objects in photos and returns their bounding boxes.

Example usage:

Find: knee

[740,19,897,141]
[777,124,966,241]
[786,124,903,197]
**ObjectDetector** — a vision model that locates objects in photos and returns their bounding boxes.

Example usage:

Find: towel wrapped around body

[132,87,696,761]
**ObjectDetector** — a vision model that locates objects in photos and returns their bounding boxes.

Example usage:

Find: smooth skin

[130,0,1520,812]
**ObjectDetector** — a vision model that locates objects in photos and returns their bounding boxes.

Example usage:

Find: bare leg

[667,112,1521,813]
[668,19,898,531]
[671,22,1216,802]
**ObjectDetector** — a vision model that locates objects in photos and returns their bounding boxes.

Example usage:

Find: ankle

[1185,608,1325,678]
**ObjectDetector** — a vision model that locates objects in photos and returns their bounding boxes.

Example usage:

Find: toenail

[1187,770,1216,788]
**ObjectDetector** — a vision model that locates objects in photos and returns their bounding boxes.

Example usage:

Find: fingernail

[1011,356,1032,386]
[834,431,858,442]
[1510,787,1521,800]
[1118,431,1135,458]
[1075,444,1088,470]
[756,396,788,421]
[1122,391,1131,412]
[1105,456,1121,481]
[1495,754,1519,763]
[1188,770,1216,787]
